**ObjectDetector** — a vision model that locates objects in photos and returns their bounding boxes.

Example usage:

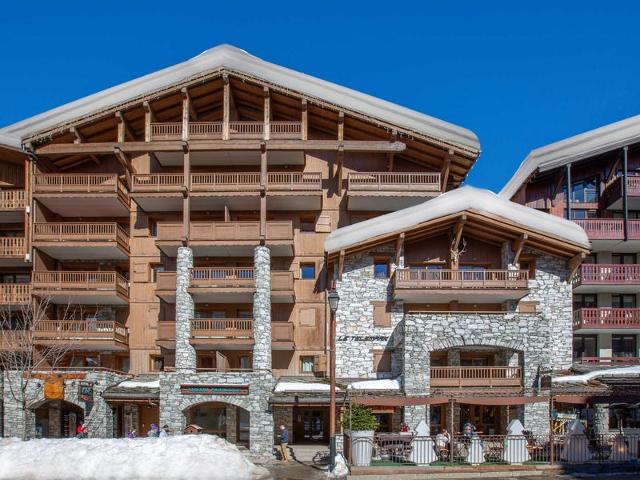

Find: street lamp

[328,289,339,471]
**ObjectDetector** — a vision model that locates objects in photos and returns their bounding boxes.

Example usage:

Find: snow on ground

[553,366,640,384]
[347,378,400,390]
[274,381,339,393]
[0,435,269,480]
[116,379,160,388]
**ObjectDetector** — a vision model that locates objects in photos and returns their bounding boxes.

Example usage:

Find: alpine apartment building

[0,45,590,454]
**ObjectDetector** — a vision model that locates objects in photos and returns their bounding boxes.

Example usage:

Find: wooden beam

[452,215,466,252]
[338,250,345,281]
[395,233,405,267]
[70,127,99,164]
[567,252,586,281]
[181,87,198,121]
[113,147,133,189]
[260,143,267,241]
[441,150,453,192]
[336,146,344,197]
[338,111,344,142]
[512,233,528,265]
[143,101,154,143]
[263,87,270,141]
[301,98,308,141]
[115,111,135,141]
[222,74,230,140]
[181,88,190,142]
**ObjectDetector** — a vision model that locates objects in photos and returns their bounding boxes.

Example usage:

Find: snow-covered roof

[347,379,401,391]
[325,185,590,254]
[273,381,339,393]
[0,44,479,153]
[0,131,21,151]
[553,366,640,385]
[500,114,640,199]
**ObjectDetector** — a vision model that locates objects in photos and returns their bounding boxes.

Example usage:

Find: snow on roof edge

[0,44,479,153]
[500,114,640,199]
[325,186,590,254]
[0,131,21,151]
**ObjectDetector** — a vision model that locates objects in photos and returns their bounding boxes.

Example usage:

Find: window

[300,263,316,280]
[612,335,637,357]
[240,356,251,370]
[374,258,390,279]
[567,209,598,220]
[612,294,636,308]
[574,294,597,309]
[151,356,165,372]
[198,355,215,369]
[238,310,252,319]
[573,335,597,359]
[565,178,598,203]
[300,356,315,373]
[150,265,165,283]
[613,254,636,265]
[300,217,316,233]
[149,220,158,237]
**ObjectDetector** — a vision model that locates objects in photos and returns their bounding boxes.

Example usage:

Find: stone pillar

[226,406,238,444]
[523,401,550,435]
[252,246,272,371]
[593,404,610,435]
[404,405,428,430]
[49,403,61,438]
[175,247,195,372]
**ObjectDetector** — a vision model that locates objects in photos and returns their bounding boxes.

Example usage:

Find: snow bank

[553,366,640,384]
[274,381,339,393]
[0,435,269,480]
[347,379,400,390]
[117,379,160,388]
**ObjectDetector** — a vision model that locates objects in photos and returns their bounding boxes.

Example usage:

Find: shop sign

[180,384,249,395]
[338,335,390,342]
[44,375,65,400]
[79,381,94,402]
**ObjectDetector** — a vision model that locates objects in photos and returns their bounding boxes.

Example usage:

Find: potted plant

[342,404,378,467]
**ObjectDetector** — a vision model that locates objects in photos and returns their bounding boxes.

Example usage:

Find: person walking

[278,425,289,464]
[159,425,171,438]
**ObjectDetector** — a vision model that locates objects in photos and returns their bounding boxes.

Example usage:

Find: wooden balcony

[430,366,522,388]
[129,173,184,211]
[0,190,25,222]
[150,121,302,141]
[32,271,129,305]
[0,283,31,306]
[33,223,129,260]
[394,268,529,302]
[156,321,176,349]
[156,269,294,303]
[272,322,294,350]
[156,220,294,257]
[573,264,640,293]
[573,219,640,252]
[573,308,640,331]
[33,320,128,351]
[604,176,640,209]
[347,172,441,211]
[33,174,129,217]
[0,237,27,266]
[190,318,255,349]
[266,172,322,210]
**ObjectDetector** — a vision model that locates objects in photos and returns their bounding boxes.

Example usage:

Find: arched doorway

[184,402,249,446]
[34,400,84,438]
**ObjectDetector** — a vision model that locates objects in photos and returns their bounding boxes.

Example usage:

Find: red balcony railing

[573,308,640,329]
[573,219,640,240]
[573,264,640,286]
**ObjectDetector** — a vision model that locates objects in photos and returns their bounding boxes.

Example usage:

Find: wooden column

[222,74,230,140]
[24,156,33,261]
[336,112,344,196]
[301,98,308,141]
[183,145,191,243]
[441,150,453,192]
[263,87,270,141]
[181,88,190,142]
[260,143,267,242]
[143,101,153,143]
[565,163,572,220]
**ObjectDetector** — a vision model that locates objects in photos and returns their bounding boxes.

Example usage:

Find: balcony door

[573,335,597,360]
[612,294,636,308]
[612,335,637,358]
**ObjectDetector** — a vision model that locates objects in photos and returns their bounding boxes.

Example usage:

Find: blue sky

[1,1,639,192]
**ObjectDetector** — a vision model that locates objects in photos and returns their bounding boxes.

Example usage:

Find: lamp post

[328,289,340,471]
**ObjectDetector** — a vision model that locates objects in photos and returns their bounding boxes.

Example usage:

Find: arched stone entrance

[183,401,250,446]
[33,400,84,438]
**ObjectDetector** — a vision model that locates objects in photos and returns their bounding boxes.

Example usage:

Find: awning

[554,394,640,405]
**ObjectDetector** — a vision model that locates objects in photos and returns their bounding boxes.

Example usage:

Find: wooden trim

[512,233,528,265]
[222,74,230,140]
[441,152,452,192]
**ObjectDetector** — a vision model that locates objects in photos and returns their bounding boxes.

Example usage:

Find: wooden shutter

[372,301,391,327]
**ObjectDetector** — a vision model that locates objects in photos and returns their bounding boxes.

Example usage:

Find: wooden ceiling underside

[26,70,478,182]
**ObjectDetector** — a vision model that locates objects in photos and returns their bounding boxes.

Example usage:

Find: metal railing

[573,308,640,329]
[430,366,522,387]
[395,269,529,289]
[33,320,128,344]
[0,283,31,304]
[0,237,26,257]
[131,174,184,192]
[574,264,640,285]
[190,318,253,338]
[33,223,129,250]
[32,271,128,297]
[0,190,25,209]
[348,172,441,192]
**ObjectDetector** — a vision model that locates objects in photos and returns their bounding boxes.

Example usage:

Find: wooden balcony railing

[267,172,322,190]
[573,219,640,240]
[573,308,640,329]
[33,223,129,250]
[573,264,640,285]
[0,237,26,257]
[131,174,184,192]
[150,122,183,140]
[0,284,31,304]
[33,320,128,344]
[578,356,640,366]
[188,221,293,242]
[157,321,176,340]
[270,121,302,138]
[189,122,223,138]
[395,269,529,289]
[34,174,126,195]
[150,121,302,140]
[191,173,260,191]
[272,322,294,342]
[156,272,177,292]
[348,172,441,192]
[430,366,522,387]
[0,190,25,210]
[32,271,128,297]
[190,268,255,288]
[229,121,263,137]
[190,318,253,338]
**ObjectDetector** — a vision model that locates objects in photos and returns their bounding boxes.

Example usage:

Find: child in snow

[147,423,160,437]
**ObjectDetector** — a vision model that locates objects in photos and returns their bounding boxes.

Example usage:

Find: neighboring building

[0,45,482,453]
[324,186,589,435]
[501,115,640,433]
